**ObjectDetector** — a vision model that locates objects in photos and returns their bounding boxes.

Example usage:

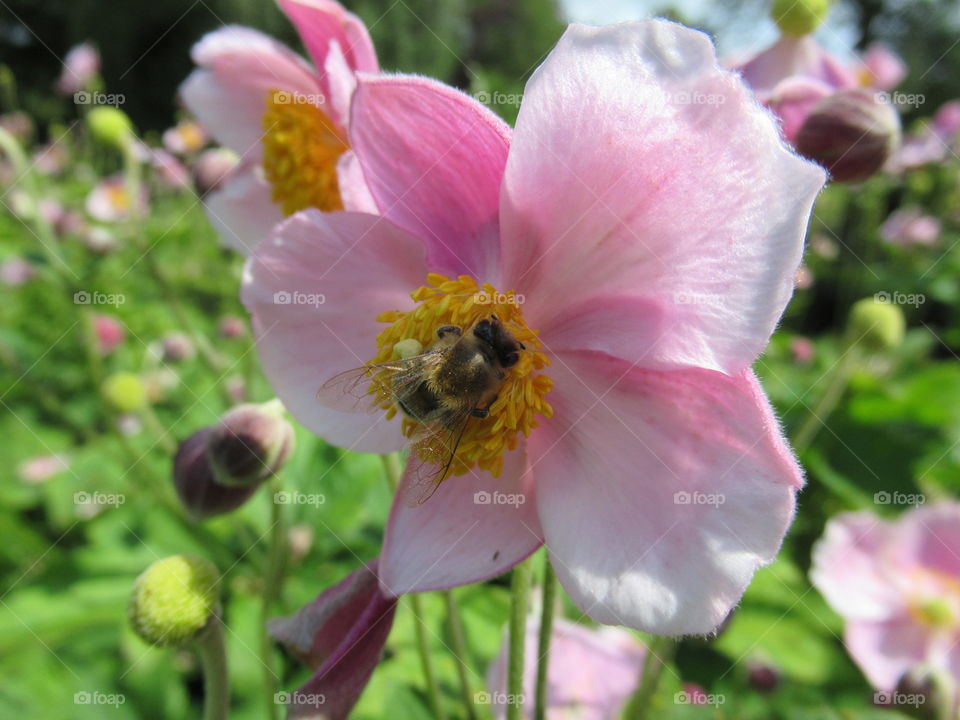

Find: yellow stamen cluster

[261,89,348,215]
[369,274,553,478]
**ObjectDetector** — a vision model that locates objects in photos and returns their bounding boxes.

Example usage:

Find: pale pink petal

[277,0,378,76]
[181,26,319,155]
[900,504,960,579]
[530,352,802,635]
[271,562,397,720]
[810,512,905,621]
[768,76,833,142]
[322,40,358,129]
[737,36,857,98]
[500,21,825,376]
[845,616,930,690]
[336,151,378,214]
[861,44,906,91]
[202,164,284,255]
[379,447,543,596]
[241,210,429,452]
[350,74,511,279]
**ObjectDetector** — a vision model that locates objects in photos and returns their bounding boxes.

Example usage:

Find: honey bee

[319,315,525,505]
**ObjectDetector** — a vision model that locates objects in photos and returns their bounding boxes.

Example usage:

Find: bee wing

[400,407,474,507]
[316,353,439,413]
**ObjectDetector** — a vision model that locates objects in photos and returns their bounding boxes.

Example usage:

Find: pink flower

[17,454,70,484]
[92,313,125,355]
[148,148,192,190]
[57,42,100,95]
[244,20,824,636]
[85,174,148,222]
[487,614,645,719]
[0,257,36,286]
[162,120,208,155]
[858,43,907,92]
[180,0,379,254]
[811,504,960,695]
[881,207,941,247]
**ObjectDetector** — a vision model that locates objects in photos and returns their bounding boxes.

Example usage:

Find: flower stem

[533,554,556,720]
[507,556,533,720]
[259,475,286,720]
[791,342,862,453]
[410,593,447,720]
[444,590,477,720]
[622,635,675,719]
[196,616,230,720]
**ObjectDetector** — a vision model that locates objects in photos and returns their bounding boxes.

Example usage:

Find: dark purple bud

[173,428,260,519]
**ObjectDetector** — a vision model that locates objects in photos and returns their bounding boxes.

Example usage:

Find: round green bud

[129,555,221,647]
[771,0,830,37]
[86,106,134,149]
[847,297,905,351]
[102,371,148,413]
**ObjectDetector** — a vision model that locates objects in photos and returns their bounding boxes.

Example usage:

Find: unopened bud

[847,298,905,351]
[86,106,134,149]
[173,428,260,519]
[207,399,294,488]
[895,664,955,720]
[162,332,195,362]
[795,89,900,182]
[771,0,830,37]
[193,147,239,196]
[129,555,220,647]
[102,371,147,413]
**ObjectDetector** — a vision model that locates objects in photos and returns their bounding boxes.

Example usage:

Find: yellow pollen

[261,89,348,216]
[369,274,553,479]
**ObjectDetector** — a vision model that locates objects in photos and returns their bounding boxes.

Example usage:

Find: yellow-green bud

[129,555,220,646]
[847,297,905,351]
[102,371,148,412]
[771,0,830,37]
[86,106,133,149]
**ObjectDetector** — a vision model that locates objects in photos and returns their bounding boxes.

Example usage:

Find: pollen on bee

[369,274,552,478]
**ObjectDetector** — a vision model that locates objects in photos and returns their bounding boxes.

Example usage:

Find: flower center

[261,89,348,216]
[370,274,553,479]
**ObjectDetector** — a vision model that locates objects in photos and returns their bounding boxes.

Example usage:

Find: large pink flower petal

[845,615,930,691]
[379,447,543,596]
[350,74,511,279]
[810,512,906,622]
[270,562,397,720]
[501,21,825,375]
[737,35,858,98]
[241,210,429,452]
[530,351,802,635]
[203,164,284,255]
[277,0,378,77]
[900,503,960,579]
[181,26,319,155]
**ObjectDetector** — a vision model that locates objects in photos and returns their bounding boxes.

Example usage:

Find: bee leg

[471,407,489,419]
[437,325,462,339]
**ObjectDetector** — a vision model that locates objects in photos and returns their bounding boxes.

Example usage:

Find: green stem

[410,593,446,720]
[622,635,676,720]
[534,554,557,720]
[444,590,476,720]
[791,343,861,453]
[196,617,230,720]
[259,475,287,720]
[507,557,533,720]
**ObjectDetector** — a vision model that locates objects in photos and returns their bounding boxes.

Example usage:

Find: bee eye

[502,352,519,368]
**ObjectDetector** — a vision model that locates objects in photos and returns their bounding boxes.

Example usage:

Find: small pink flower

[790,336,815,365]
[881,207,941,247]
[57,42,100,95]
[149,148,192,190]
[218,315,246,339]
[180,0,379,254]
[933,100,960,139]
[245,19,825,636]
[486,614,645,719]
[859,43,907,91]
[162,120,208,155]
[0,257,36,286]
[33,141,69,175]
[85,174,148,222]
[193,148,240,196]
[17,454,70,483]
[92,313,125,355]
[811,504,960,695]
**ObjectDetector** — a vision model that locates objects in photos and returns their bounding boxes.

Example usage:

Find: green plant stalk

[444,590,477,720]
[260,474,287,720]
[507,557,533,720]
[622,635,676,719]
[534,554,557,720]
[411,593,447,720]
[196,616,230,720]
[791,342,862,454]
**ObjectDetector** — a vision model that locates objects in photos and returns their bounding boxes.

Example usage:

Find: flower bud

[129,555,220,647]
[102,371,148,413]
[847,298,905,351]
[173,427,261,519]
[86,106,134,150]
[771,0,830,37]
[795,89,901,182]
[207,399,294,488]
[894,664,955,720]
[161,331,196,362]
[192,148,239,196]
